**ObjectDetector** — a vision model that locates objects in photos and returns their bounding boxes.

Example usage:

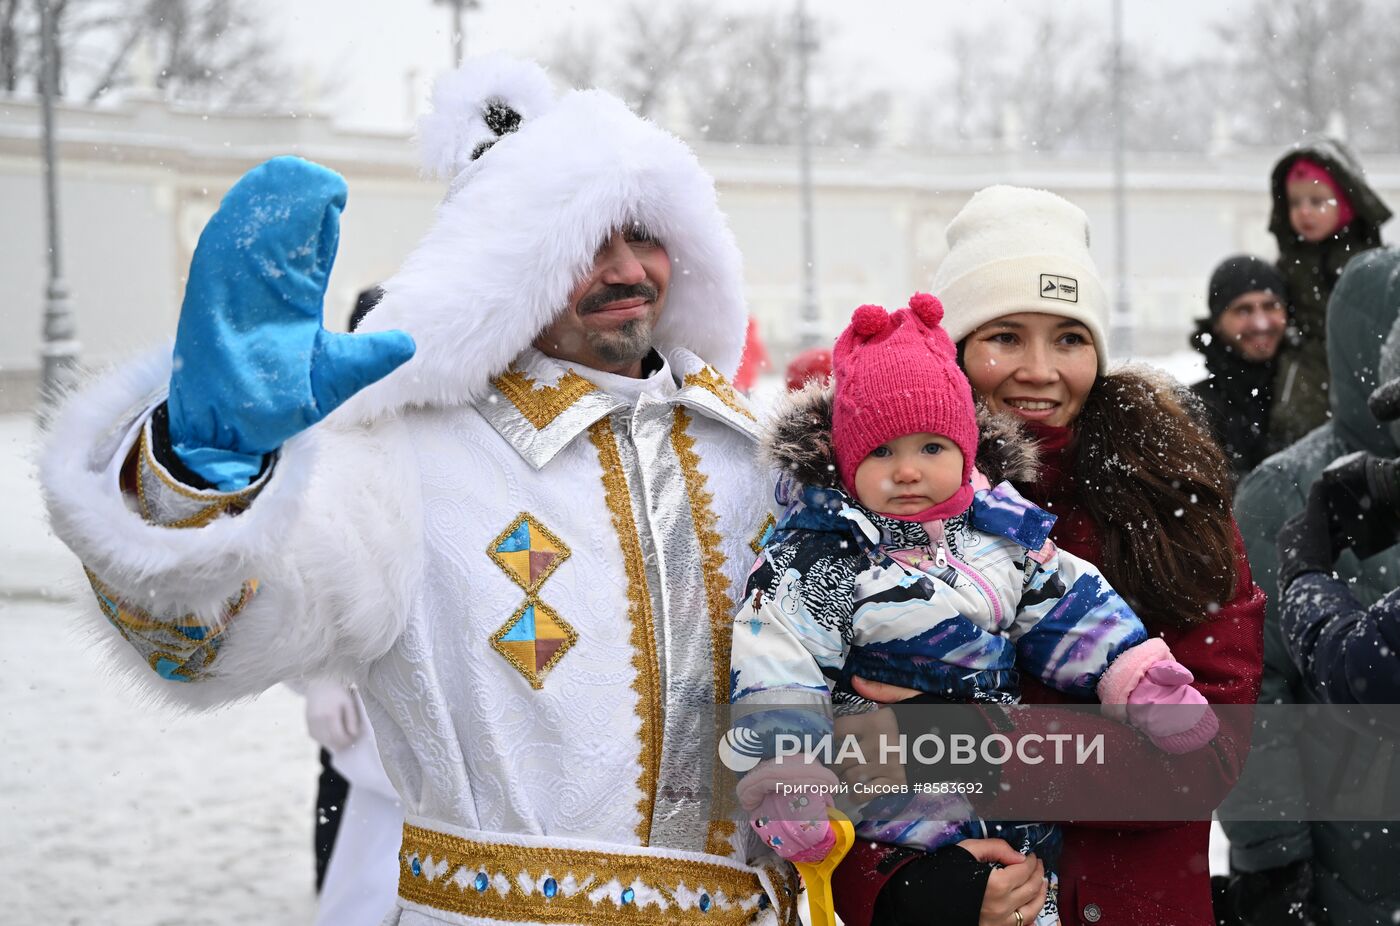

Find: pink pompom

[908,292,944,326]
[851,303,890,338]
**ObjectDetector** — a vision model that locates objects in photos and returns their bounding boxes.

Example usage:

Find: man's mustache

[577,283,659,316]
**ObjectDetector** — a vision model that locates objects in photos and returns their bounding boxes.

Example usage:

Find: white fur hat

[931,185,1109,372]
[350,55,747,419]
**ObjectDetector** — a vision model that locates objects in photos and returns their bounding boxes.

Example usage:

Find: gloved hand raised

[1276,478,1344,593]
[167,156,415,490]
[1317,450,1400,561]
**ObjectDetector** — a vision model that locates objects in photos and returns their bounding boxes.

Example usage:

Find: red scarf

[1021,421,1099,560]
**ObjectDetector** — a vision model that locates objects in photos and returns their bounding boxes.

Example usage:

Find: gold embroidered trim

[588,418,662,846]
[683,366,756,421]
[136,424,261,527]
[704,819,739,859]
[398,823,771,925]
[489,596,579,690]
[486,512,572,594]
[85,568,257,682]
[493,367,598,429]
[755,858,803,926]
[749,513,777,555]
[486,513,575,687]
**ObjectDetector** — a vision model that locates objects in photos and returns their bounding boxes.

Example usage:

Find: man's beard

[586,318,655,366]
[578,282,661,366]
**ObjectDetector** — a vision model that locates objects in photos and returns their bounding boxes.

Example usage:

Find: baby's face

[853,432,965,517]
[1288,178,1343,242]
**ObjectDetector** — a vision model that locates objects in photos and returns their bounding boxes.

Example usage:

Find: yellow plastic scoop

[793,808,855,926]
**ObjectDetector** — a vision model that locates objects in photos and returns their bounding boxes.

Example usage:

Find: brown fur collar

[761,381,1041,490]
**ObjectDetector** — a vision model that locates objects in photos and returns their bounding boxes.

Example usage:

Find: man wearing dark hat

[1190,255,1289,481]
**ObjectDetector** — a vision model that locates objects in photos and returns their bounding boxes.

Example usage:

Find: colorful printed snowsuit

[731,474,1153,893]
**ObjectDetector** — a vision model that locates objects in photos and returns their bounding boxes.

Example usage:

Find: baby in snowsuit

[730,295,1218,925]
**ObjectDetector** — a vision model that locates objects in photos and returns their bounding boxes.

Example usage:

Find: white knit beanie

[931,185,1110,372]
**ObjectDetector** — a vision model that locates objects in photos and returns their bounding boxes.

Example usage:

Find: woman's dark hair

[1064,371,1238,629]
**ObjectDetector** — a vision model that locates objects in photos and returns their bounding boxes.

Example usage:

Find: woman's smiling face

[961,312,1099,428]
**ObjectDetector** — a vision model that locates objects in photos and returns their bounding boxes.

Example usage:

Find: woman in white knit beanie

[933,184,1110,375]
[833,186,1265,926]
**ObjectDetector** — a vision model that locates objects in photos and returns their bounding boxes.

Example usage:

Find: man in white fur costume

[41,56,798,925]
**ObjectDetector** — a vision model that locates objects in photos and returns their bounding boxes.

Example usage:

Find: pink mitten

[737,759,839,863]
[1126,661,1220,754]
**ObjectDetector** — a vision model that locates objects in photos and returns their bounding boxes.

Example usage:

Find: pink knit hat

[1287,158,1356,231]
[832,293,979,522]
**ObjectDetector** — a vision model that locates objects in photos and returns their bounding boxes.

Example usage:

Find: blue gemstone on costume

[770,836,783,848]
[410,857,422,877]
[699,892,712,912]
[543,877,558,898]
[621,887,636,905]
[474,872,489,892]
[758,895,771,910]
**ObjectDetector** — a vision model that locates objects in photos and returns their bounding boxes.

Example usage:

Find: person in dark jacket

[1219,248,1400,926]
[1265,138,1392,451]
[1277,262,1400,706]
[1191,256,1288,481]
[1277,455,1400,705]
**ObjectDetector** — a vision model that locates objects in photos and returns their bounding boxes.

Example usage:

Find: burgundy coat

[832,424,1266,926]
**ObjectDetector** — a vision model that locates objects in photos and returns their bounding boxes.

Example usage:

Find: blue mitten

[167,156,415,490]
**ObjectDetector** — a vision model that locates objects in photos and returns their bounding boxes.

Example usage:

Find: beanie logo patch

[1039,273,1079,303]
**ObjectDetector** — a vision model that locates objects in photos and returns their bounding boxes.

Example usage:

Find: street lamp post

[1109,0,1133,359]
[434,0,480,68]
[38,0,79,420]
[795,0,820,350]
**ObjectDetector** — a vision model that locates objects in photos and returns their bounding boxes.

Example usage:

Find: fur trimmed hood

[344,56,746,421]
[761,380,1040,490]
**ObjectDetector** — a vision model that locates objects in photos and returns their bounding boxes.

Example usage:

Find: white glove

[305,679,362,752]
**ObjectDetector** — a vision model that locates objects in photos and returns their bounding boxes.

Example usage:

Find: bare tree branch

[544,4,886,147]
[3,0,290,107]
[1216,0,1377,146]
[85,4,148,103]
[0,0,23,92]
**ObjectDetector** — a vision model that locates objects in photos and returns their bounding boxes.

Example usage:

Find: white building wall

[1,95,1396,410]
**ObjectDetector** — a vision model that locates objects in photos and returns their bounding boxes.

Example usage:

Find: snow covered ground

[0,413,320,923]
[0,398,1228,924]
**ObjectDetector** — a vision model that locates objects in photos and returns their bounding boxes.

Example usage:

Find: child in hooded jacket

[1266,139,1392,449]
[730,295,1218,926]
